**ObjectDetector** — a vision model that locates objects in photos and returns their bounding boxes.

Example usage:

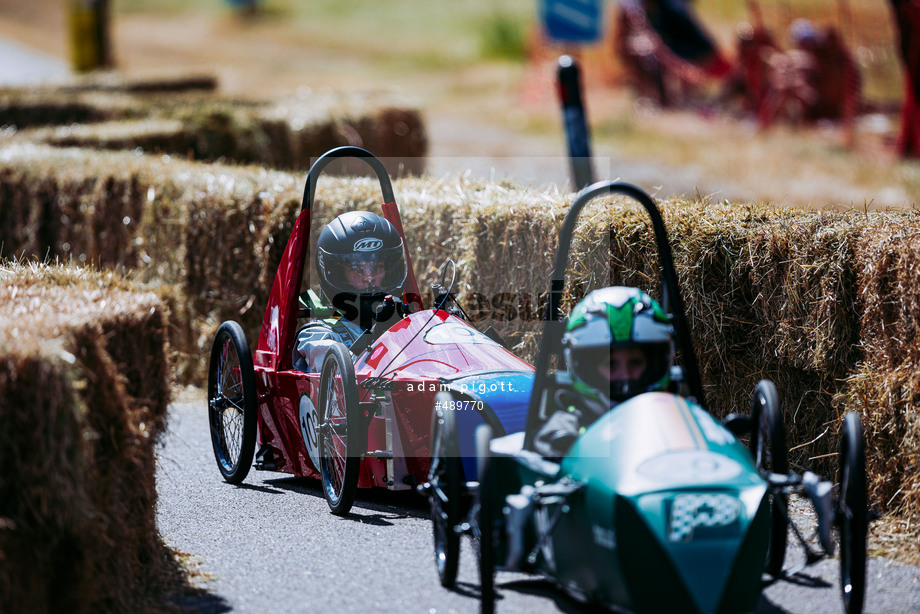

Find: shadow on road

[232,482,286,495]
[462,575,796,614]
[449,580,484,600]
[263,475,430,521]
[754,595,792,613]
[171,587,233,614]
[497,578,614,613]
[776,571,833,589]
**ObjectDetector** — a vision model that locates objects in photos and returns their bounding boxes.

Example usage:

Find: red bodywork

[252,186,531,490]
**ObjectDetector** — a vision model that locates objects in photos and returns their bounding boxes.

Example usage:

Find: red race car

[207,146,534,515]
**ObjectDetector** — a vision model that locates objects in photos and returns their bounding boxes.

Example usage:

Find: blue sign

[541,0,603,43]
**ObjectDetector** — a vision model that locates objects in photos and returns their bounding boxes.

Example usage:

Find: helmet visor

[570,341,672,400]
[318,244,407,295]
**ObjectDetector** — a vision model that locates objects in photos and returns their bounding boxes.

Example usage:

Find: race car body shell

[254,309,533,489]
[558,392,770,613]
[488,392,770,614]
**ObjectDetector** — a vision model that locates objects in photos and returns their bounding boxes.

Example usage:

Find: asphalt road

[156,399,920,614]
[0,37,69,86]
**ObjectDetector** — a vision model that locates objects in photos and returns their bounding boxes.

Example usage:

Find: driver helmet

[316,211,407,303]
[562,286,674,405]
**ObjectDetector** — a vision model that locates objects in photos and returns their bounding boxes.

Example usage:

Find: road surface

[0,36,68,85]
[157,399,920,614]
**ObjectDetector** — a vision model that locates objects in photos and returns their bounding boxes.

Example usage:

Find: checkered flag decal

[668,494,740,542]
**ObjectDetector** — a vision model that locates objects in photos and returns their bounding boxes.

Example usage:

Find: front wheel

[318,342,362,516]
[429,392,462,588]
[208,321,258,485]
[749,380,788,577]
[476,424,495,614]
[837,411,867,614]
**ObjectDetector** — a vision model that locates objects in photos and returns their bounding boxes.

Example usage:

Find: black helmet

[316,211,407,304]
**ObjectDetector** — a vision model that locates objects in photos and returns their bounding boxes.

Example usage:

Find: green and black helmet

[562,287,674,403]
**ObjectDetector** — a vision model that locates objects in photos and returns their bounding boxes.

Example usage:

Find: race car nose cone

[617,491,765,614]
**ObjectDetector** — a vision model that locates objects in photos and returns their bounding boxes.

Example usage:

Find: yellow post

[69,0,112,72]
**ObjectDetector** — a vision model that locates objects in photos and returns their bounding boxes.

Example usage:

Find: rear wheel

[318,342,361,516]
[837,411,867,614]
[476,424,495,614]
[429,392,462,587]
[749,380,788,577]
[208,321,258,485]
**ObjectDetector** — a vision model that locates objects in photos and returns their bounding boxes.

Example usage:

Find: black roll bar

[300,146,396,213]
[522,181,706,450]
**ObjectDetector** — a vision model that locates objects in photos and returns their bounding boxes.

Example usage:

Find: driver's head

[316,211,407,301]
[563,287,674,405]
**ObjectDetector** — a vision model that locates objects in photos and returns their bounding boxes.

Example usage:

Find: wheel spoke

[313,344,360,515]
[329,425,347,450]
[219,341,234,392]
[323,422,344,496]
[334,449,346,479]
[222,394,246,414]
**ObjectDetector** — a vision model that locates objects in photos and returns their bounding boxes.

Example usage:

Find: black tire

[429,392,462,588]
[837,411,867,614]
[749,379,788,577]
[476,425,496,614]
[318,342,362,516]
[208,321,258,485]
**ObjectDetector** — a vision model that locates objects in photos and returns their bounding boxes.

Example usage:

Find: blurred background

[1,0,917,207]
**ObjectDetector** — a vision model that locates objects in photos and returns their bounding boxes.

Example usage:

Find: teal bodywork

[489,392,771,614]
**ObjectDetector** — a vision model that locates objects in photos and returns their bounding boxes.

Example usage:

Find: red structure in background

[613,0,862,139]
[888,0,920,158]
[615,0,731,108]
[732,8,781,122]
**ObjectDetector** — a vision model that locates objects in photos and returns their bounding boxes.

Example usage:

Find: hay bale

[29,119,188,156]
[64,71,219,94]
[6,85,428,173]
[0,144,305,379]
[652,206,863,460]
[843,218,920,524]
[0,145,148,268]
[177,94,429,174]
[0,88,140,129]
[0,261,181,614]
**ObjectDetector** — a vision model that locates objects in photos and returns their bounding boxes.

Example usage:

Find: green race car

[423,181,868,614]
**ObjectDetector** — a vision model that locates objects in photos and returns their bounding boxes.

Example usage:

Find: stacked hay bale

[0,145,556,379]
[1,83,427,176]
[0,143,916,544]
[0,262,182,613]
[846,219,920,536]
[0,87,140,129]
[0,144,301,380]
[0,72,216,129]
[60,71,219,94]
